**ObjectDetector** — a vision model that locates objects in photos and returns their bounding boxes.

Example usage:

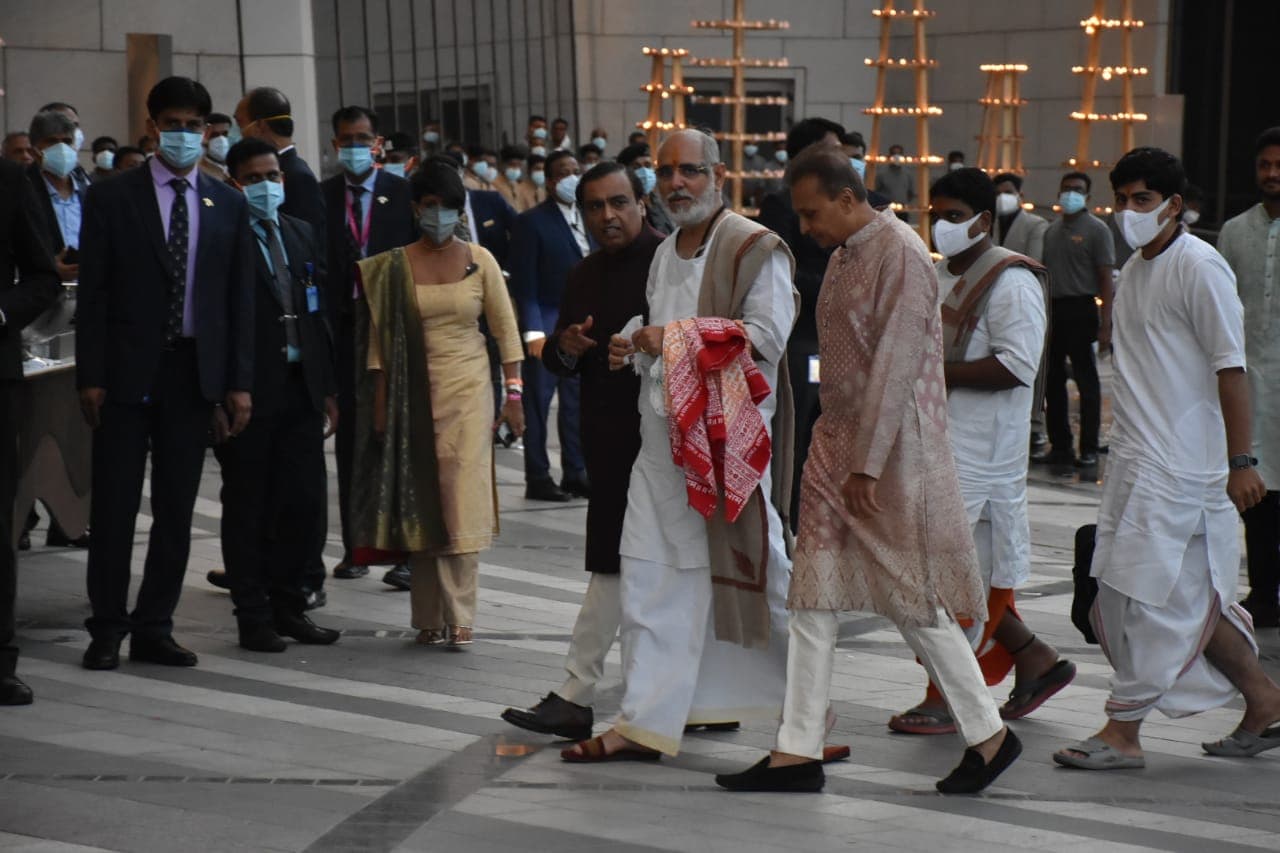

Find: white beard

[660,180,721,228]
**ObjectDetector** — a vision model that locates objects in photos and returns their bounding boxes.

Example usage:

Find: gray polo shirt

[1042,211,1115,298]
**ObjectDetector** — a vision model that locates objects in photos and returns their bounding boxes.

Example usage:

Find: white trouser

[614,555,789,756]
[776,608,1004,758]
[557,573,622,706]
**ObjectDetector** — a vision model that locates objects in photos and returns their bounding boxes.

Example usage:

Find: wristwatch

[1228,454,1258,470]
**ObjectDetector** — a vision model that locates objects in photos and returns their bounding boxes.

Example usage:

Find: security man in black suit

[76,77,256,671]
[322,106,416,580]
[215,138,341,652]
[0,159,61,705]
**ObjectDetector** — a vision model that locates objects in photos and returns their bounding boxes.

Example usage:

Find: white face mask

[1117,197,1173,249]
[996,192,1020,215]
[1182,209,1200,226]
[949,161,964,171]
[932,212,986,258]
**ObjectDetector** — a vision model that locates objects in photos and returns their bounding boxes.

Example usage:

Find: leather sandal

[446,626,473,647]
[888,704,957,735]
[561,734,661,763]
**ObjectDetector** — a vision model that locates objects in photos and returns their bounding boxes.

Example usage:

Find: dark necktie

[348,185,365,260]
[165,177,190,344]
[260,220,299,355]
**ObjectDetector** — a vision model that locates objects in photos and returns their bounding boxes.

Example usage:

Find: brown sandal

[415,629,444,645]
[560,734,661,763]
[446,626,473,647]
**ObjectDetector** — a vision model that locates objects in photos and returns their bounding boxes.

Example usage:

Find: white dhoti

[1094,533,1257,722]
[775,607,1003,759]
[557,573,623,707]
[614,546,790,756]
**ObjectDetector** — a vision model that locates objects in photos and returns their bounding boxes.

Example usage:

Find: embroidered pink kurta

[787,211,986,627]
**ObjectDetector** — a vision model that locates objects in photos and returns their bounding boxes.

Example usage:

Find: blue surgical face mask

[159,130,204,169]
[592,136,607,151]
[244,179,285,221]
[850,157,866,179]
[417,206,460,244]
[555,173,580,205]
[94,149,115,171]
[531,145,547,158]
[505,167,523,183]
[41,142,78,178]
[531,171,546,188]
[744,144,759,158]
[774,149,789,164]
[228,123,242,145]
[1059,190,1087,215]
[423,130,440,144]
[532,127,548,140]
[206,135,230,163]
[383,162,406,178]
[635,166,657,195]
[72,127,85,152]
[338,145,374,176]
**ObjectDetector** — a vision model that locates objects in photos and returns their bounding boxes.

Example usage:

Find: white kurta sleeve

[984,267,1047,388]
[1184,254,1246,373]
[739,247,795,366]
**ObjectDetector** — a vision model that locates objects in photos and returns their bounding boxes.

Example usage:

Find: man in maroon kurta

[501,162,661,739]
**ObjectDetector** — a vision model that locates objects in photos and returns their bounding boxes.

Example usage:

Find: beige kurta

[787,211,986,627]
[367,244,523,555]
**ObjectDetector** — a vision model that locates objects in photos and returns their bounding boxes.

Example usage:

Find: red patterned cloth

[663,317,772,522]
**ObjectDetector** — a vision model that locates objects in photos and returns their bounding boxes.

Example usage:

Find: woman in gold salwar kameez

[354,158,524,648]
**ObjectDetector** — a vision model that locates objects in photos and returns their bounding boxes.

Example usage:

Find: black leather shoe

[17,530,30,551]
[206,569,231,590]
[333,560,370,580]
[82,637,122,670]
[525,479,572,502]
[501,692,593,741]
[1077,452,1099,467]
[1030,431,1048,450]
[716,756,825,792]
[46,526,90,548]
[685,721,741,733]
[382,563,412,591]
[129,635,198,667]
[302,588,327,610]
[239,623,287,653]
[275,612,341,645]
[936,729,1022,794]
[560,475,591,499]
[1031,446,1076,466]
[0,674,34,705]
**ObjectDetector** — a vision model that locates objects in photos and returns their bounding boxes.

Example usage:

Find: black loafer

[382,563,411,591]
[333,561,370,580]
[0,674,34,705]
[82,637,122,670]
[1077,452,1099,468]
[46,526,90,548]
[936,729,1022,794]
[715,756,825,792]
[560,476,591,499]
[206,569,231,590]
[1032,447,1076,466]
[501,692,593,741]
[525,479,571,502]
[275,612,341,645]
[238,623,287,653]
[129,635,198,667]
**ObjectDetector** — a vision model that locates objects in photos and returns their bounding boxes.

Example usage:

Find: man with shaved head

[560,129,799,762]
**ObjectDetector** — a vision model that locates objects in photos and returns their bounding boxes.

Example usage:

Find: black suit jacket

[0,160,61,380]
[249,213,335,416]
[467,189,518,269]
[76,162,256,402]
[278,147,327,254]
[26,162,87,254]
[321,169,416,320]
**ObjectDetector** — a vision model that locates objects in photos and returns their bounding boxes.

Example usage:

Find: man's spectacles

[582,195,635,214]
[655,163,711,180]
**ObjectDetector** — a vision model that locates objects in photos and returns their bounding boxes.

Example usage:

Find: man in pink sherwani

[717,146,1021,795]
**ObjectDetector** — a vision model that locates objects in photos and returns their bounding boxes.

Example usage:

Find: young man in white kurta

[1055,147,1280,770]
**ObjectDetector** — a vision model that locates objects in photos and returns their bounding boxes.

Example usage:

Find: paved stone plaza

[3,428,1279,852]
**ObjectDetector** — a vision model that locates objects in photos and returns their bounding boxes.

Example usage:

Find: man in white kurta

[1217,128,1280,629]
[563,130,794,760]
[1055,148,1280,770]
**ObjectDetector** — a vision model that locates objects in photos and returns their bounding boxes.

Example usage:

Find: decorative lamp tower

[976,64,1028,176]
[689,0,790,214]
[1066,0,1148,171]
[637,47,694,151]
[862,0,942,244]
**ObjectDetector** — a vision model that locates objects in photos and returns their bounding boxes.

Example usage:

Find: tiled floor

[3,422,1279,852]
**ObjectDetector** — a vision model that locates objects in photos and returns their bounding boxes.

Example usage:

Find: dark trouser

[334,311,356,562]
[787,340,821,531]
[1,381,19,676]
[522,354,584,483]
[1045,296,1101,455]
[1242,490,1280,611]
[215,369,320,625]
[85,342,212,643]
